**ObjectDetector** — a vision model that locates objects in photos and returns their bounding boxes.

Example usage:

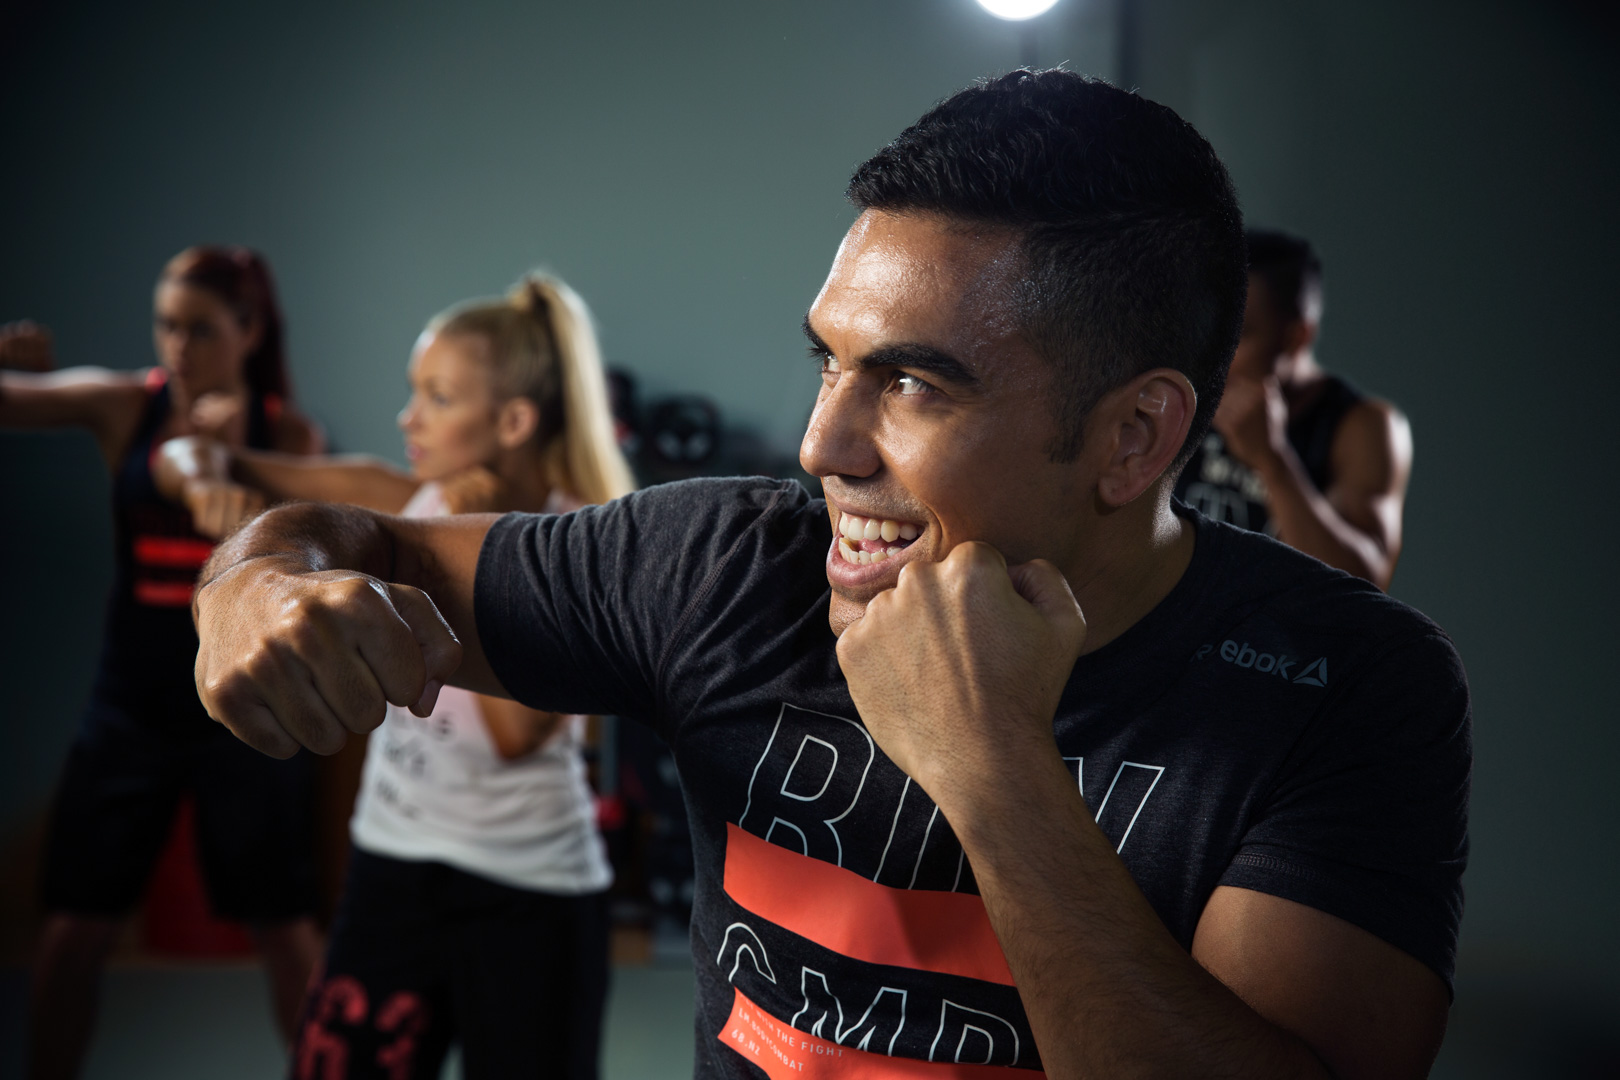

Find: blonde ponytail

[511,275,635,504]
[430,273,635,506]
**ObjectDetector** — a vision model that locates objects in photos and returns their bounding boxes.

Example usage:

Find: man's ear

[1093,369,1196,507]
[496,396,541,450]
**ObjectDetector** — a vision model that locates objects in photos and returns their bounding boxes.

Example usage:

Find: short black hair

[1245,228,1322,324]
[847,69,1246,465]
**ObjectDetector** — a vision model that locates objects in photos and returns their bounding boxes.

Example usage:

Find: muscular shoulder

[1330,397,1412,490]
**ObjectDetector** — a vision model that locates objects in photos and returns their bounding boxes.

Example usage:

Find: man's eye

[818,352,841,374]
[895,373,932,396]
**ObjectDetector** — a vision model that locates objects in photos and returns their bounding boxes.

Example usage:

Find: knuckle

[241,644,280,684]
[309,725,347,756]
[283,614,324,653]
[250,733,298,760]
[200,671,240,707]
[348,699,388,735]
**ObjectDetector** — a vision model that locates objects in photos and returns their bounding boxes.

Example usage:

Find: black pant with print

[290,848,610,1080]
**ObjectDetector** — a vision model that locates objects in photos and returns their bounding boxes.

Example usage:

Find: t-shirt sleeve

[1218,629,1472,990]
[472,477,800,727]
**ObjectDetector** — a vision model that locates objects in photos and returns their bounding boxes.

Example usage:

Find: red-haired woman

[0,247,326,1078]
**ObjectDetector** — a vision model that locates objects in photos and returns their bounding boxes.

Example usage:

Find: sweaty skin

[192,211,1449,1080]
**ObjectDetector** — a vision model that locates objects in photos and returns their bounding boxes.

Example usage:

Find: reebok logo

[1194,640,1328,686]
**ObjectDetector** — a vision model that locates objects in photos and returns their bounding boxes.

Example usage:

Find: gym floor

[0,956,1615,1078]
[0,958,696,1080]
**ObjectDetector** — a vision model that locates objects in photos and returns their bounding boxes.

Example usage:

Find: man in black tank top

[1174,229,1413,590]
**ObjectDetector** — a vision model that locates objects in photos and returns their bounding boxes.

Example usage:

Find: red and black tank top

[93,369,280,719]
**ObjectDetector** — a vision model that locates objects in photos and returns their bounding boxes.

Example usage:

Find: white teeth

[837,511,922,557]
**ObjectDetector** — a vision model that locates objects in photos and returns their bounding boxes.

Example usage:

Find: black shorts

[40,692,318,921]
[291,848,610,1080]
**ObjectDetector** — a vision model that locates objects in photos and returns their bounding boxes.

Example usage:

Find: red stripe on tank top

[722,823,1015,986]
[133,536,215,568]
[134,580,197,607]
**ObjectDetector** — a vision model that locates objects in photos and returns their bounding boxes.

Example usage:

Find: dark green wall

[0,0,1115,814]
[1130,0,1620,1038]
[2,0,1615,1056]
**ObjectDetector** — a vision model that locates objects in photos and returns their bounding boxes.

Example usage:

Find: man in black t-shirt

[1175,229,1414,589]
[191,72,1468,1079]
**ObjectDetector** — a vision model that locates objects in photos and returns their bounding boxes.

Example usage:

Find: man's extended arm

[837,544,1448,1079]
[192,501,505,757]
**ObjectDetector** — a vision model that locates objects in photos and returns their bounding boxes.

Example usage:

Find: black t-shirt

[476,478,1470,1080]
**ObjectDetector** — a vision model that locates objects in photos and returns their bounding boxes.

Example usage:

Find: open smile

[834,511,921,565]
[824,509,927,590]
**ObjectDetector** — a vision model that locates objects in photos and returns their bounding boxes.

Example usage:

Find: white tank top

[349,483,612,894]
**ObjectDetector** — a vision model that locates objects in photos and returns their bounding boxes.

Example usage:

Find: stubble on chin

[827,592,866,638]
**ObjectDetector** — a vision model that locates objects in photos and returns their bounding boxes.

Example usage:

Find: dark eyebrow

[802,314,829,354]
[859,343,980,388]
[801,314,981,389]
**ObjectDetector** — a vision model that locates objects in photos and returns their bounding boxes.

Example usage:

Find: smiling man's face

[800,210,1096,636]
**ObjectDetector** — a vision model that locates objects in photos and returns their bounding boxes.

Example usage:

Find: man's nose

[799,380,880,480]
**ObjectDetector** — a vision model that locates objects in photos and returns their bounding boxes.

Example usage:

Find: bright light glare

[975,0,1060,19]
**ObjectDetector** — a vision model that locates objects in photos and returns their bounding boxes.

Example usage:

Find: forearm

[939,753,1329,1079]
[475,694,566,760]
[0,368,133,432]
[1251,449,1390,587]
[190,500,485,759]
[232,449,418,512]
[197,500,502,699]
[198,501,399,598]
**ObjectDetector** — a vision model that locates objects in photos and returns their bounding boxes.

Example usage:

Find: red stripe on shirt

[134,580,197,607]
[133,536,215,569]
[722,823,1015,986]
[719,988,1033,1079]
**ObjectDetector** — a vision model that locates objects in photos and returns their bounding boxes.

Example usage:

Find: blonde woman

[159,274,634,1079]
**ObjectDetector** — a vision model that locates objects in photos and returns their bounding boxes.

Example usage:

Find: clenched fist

[194,558,463,758]
[1212,375,1289,468]
[835,542,1086,803]
[0,320,54,372]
